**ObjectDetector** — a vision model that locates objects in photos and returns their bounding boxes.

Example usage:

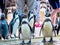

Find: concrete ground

[0,36,60,45]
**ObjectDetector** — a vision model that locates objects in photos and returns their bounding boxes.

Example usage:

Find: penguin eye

[40,6,46,9]
[44,7,46,9]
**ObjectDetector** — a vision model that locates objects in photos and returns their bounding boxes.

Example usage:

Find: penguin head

[40,2,47,16]
[28,11,34,18]
[22,14,27,19]
[29,11,33,14]
[21,14,28,22]
[45,8,51,20]
[45,8,51,17]
[40,2,47,9]
[13,10,19,19]
[1,13,5,20]
[21,15,28,24]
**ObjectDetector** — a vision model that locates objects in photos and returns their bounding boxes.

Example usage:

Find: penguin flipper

[28,24,32,33]
[27,40,31,45]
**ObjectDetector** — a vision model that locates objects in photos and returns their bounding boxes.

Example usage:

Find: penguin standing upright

[9,10,16,35]
[28,11,36,38]
[21,15,31,45]
[41,9,53,42]
[1,13,8,39]
[0,20,1,39]
[56,12,60,35]
[11,10,20,38]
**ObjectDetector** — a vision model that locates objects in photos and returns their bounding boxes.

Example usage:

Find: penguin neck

[14,16,19,21]
[22,18,28,23]
[24,13,28,17]
[45,17,51,20]
[29,13,34,18]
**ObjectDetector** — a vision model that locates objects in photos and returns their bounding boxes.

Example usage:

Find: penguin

[41,9,53,42]
[21,15,31,45]
[28,11,36,38]
[1,13,8,39]
[10,10,20,38]
[9,10,16,35]
[18,14,24,39]
[56,12,60,35]
[0,14,2,39]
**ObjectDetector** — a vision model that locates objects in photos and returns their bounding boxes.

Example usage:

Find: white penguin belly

[21,24,31,39]
[12,19,19,35]
[43,22,53,37]
[29,18,34,28]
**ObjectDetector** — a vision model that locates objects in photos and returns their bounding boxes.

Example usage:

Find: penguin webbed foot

[42,38,46,43]
[49,37,53,43]
[27,40,31,45]
[21,40,25,45]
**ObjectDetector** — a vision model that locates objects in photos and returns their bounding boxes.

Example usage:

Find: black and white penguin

[41,10,53,42]
[21,15,32,45]
[56,12,60,35]
[10,10,20,38]
[28,11,36,38]
[1,13,8,39]
[9,10,17,35]
[0,12,2,39]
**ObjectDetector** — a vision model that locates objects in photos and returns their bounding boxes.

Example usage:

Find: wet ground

[0,36,60,45]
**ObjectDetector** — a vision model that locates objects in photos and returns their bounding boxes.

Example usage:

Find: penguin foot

[27,40,31,45]
[11,35,15,38]
[48,40,53,43]
[5,36,8,39]
[21,40,25,45]
[42,38,46,43]
[49,38,53,43]
[14,34,19,39]
[2,36,8,39]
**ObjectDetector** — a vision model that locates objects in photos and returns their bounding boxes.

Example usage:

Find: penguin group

[0,1,60,45]
[9,5,36,45]
[20,11,36,45]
